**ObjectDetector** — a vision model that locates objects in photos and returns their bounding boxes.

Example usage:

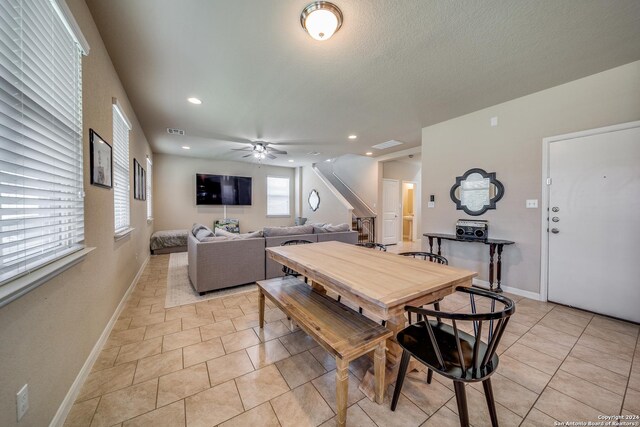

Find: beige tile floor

[64,254,640,427]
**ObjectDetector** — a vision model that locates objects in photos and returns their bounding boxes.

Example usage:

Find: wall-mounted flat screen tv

[196,174,252,205]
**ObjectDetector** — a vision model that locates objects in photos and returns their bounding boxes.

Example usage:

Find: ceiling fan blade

[266,153,277,160]
[267,148,287,155]
[242,153,253,158]
[232,147,253,151]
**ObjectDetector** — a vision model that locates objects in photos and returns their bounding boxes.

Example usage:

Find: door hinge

[546,178,552,185]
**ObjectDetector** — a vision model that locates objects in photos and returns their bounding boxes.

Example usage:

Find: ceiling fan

[232,141,287,160]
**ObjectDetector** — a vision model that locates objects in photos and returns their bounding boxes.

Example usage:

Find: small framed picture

[134,158,146,200]
[90,129,112,188]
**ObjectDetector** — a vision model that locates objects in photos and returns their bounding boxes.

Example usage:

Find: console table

[422,233,515,293]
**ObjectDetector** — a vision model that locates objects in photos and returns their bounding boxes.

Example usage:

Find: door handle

[551,228,560,234]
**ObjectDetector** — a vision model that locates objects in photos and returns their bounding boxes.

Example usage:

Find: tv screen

[196,174,252,205]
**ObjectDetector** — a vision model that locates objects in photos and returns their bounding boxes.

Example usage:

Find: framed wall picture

[133,158,146,200]
[90,129,113,188]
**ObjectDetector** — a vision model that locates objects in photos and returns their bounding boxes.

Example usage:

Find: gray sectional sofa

[187,224,358,294]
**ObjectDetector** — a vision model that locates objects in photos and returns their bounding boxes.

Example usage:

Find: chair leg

[390,350,411,411]
[359,307,363,314]
[434,301,440,311]
[453,381,470,427]
[337,295,341,302]
[483,377,499,427]
[408,312,412,324]
[426,369,433,384]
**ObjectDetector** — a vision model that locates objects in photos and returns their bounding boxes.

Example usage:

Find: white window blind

[112,101,131,235]
[0,0,85,285]
[267,176,290,216]
[146,156,152,220]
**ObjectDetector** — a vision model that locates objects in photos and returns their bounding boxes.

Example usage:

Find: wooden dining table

[266,241,477,399]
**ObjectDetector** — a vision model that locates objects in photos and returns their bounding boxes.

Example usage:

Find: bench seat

[257,276,392,427]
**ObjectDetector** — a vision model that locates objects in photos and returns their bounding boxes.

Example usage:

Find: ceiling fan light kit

[301,1,343,41]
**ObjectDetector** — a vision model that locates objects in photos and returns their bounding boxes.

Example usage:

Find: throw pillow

[313,226,328,234]
[191,223,207,236]
[215,228,236,238]
[195,225,214,241]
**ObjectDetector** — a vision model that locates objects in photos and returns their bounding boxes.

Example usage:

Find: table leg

[336,357,349,427]
[258,291,265,328]
[428,236,434,253]
[496,244,504,293]
[374,342,386,404]
[309,280,327,296]
[488,243,496,291]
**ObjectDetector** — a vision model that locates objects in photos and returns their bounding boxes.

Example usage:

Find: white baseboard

[472,278,543,301]
[49,256,149,427]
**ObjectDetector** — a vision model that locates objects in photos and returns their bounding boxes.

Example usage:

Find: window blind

[112,102,131,234]
[146,156,152,220]
[267,176,290,216]
[0,0,85,285]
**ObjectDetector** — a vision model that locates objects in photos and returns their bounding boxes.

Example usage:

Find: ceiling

[85,0,640,167]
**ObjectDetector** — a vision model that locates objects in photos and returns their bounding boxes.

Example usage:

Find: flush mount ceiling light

[187,97,202,105]
[300,2,343,41]
[348,135,357,140]
[182,146,191,150]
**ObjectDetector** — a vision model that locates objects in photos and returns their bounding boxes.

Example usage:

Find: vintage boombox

[456,219,488,240]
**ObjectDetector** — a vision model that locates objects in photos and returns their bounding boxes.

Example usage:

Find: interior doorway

[401,181,417,241]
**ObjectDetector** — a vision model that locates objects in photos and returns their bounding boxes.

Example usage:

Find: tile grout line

[516,305,632,425]
[620,331,640,415]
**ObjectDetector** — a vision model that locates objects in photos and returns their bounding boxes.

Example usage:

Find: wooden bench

[258,276,392,427]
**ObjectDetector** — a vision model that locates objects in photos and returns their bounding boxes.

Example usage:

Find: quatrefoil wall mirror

[450,168,504,216]
[308,189,320,212]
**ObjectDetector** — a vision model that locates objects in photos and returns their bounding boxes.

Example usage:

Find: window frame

[266,175,291,217]
[0,0,91,308]
[112,99,133,238]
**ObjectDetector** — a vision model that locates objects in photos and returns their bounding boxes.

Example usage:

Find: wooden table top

[266,241,477,313]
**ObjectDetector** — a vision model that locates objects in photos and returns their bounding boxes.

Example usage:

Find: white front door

[382,179,400,245]
[547,123,640,323]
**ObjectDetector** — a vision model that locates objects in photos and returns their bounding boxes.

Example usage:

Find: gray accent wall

[421,60,640,294]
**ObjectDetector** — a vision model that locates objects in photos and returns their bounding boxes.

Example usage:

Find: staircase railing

[354,216,375,244]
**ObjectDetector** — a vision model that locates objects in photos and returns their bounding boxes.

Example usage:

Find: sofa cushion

[200,236,231,242]
[325,223,351,232]
[263,224,314,237]
[313,223,351,233]
[214,228,263,239]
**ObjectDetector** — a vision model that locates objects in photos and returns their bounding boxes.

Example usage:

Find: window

[112,100,132,235]
[146,156,152,220]
[266,176,290,216]
[0,0,88,286]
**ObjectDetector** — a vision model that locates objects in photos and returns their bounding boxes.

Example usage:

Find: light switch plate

[526,199,538,208]
[427,201,435,208]
[490,116,498,127]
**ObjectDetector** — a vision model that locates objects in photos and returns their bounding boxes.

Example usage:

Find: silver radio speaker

[456,219,488,240]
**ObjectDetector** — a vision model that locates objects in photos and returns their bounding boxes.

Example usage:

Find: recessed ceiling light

[325,159,332,162]
[365,152,373,156]
[348,135,357,140]
[300,2,343,41]
[288,159,294,163]
[187,97,202,105]
[182,146,191,150]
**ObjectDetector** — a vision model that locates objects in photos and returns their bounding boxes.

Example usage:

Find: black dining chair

[355,242,387,251]
[398,252,448,324]
[391,286,516,427]
[280,239,313,277]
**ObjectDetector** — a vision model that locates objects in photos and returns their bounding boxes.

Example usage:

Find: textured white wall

[153,154,296,232]
[0,1,153,425]
[421,61,640,294]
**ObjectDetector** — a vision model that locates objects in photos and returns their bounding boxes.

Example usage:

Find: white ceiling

[85,0,640,167]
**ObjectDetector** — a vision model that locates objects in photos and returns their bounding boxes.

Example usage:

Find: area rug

[165,252,257,308]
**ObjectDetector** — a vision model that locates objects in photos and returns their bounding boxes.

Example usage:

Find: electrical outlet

[526,199,538,208]
[16,384,29,421]
[427,201,435,208]
[490,116,498,127]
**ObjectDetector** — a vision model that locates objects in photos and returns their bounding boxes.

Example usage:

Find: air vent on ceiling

[167,128,185,136]
[307,151,321,156]
[372,140,403,150]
